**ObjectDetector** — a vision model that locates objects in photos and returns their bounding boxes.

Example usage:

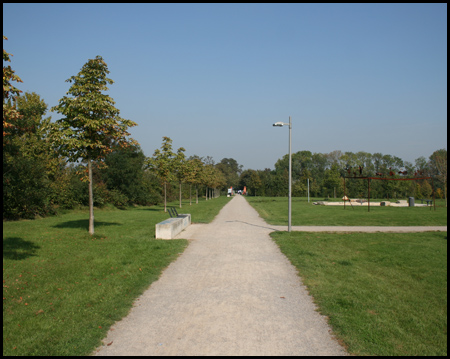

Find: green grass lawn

[3,196,230,356]
[271,231,447,356]
[246,197,447,226]
[245,196,447,355]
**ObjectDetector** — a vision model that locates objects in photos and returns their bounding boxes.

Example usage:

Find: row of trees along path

[147,137,226,212]
[4,37,226,232]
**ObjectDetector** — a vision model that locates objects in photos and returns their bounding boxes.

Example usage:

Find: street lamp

[272,116,292,232]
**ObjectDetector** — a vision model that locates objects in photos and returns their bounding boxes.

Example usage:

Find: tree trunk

[189,184,192,206]
[164,182,167,212]
[196,187,198,204]
[88,159,94,235]
[179,182,182,208]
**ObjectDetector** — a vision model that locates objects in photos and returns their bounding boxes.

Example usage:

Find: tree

[249,170,262,196]
[216,158,242,190]
[3,91,60,219]
[102,145,151,205]
[3,36,23,140]
[186,155,205,204]
[147,136,175,212]
[50,55,137,234]
[429,149,447,207]
[323,164,342,198]
[173,146,187,208]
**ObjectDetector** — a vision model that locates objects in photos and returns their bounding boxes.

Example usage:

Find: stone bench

[155,213,191,239]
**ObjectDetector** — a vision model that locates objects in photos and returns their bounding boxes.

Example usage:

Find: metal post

[288,116,292,232]
[344,177,346,210]
[272,117,292,232]
[307,178,310,203]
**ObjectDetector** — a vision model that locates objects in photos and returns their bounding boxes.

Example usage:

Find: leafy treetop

[50,55,137,163]
[3,35,23,139]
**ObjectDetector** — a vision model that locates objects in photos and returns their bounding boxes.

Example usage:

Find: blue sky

[3,3,447,170]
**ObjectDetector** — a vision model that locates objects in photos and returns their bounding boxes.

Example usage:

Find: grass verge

[271,231,447,356]
[3,196,230,356]
[246,197,447,226]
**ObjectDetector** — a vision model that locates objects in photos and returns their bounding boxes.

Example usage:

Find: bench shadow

[3,237,40,260]
[53,220,122,229]
[225,220,281,232]
[137,207,165,212]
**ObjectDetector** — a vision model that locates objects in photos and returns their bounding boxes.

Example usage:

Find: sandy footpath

[94,195,349,356]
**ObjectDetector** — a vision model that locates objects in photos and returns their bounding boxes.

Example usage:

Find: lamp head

[273,122,284,127]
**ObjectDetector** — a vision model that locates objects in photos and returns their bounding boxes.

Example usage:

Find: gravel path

[94,195,349,356]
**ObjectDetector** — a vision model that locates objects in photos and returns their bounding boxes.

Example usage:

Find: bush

[107,189,129,209]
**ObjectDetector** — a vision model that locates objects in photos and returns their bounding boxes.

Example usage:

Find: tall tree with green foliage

[216,158,242,190]
[3,91,57,219]
[51,55,137,234]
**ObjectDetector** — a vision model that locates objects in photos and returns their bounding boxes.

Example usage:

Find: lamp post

[273,116,292,232]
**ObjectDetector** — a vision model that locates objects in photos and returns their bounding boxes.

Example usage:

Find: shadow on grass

[3,237,40,260]
[137,207,165,212]
[53,219,122,229]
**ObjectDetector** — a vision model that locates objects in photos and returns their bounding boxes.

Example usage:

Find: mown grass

[270,231,447,356]
[3,196,230,356]
[246,197,447,226]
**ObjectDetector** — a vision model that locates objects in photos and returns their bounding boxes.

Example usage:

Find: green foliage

[3,147,54,219]
[242,149,443,200]
[216,158,242,189]
[102,145,153,205]
[50,56,137,163]
[147,136,176,211]
[50,55,138,234]
[3,92,60,219]
[147,136,175,183]
[3,36,23,137]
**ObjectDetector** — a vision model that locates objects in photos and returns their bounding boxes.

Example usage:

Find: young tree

[186,156,205,204]
[147,136,175,212]
[50,56,137,234]
[173,146,187,208]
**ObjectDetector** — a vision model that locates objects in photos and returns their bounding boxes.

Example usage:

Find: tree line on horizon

[238,149,447,203]
[3,37,447,224]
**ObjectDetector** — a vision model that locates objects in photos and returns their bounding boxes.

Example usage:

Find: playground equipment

[343,173,435,212]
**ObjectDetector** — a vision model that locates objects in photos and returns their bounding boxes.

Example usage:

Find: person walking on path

[94,195,348,356]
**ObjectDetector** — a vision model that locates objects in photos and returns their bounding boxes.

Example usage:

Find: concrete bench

[155,213,191,239]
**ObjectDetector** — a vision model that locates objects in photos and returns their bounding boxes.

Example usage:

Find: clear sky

[3,3,447,170]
